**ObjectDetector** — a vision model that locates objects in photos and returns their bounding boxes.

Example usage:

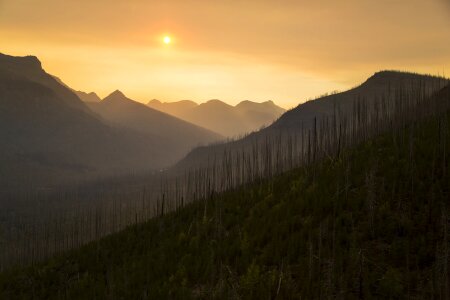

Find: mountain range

[175,71,448,170]
[2,81,449,298]
[0,53,221,191]
[52,76,102,103]
[87,90,221,161]
[2,52,448,193]
[148,98,285,137]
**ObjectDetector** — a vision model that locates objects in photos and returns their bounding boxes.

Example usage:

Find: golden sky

[1,0,449,108]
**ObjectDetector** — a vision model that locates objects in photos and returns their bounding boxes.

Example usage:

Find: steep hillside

[1,99,448,299]
[148,98,285,137]
[270,71,447,131]
[0,54,88,112]
[176,71,448,170]
[0,53,216,192]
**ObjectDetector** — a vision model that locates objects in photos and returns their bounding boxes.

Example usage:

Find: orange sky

[1,0,449,108]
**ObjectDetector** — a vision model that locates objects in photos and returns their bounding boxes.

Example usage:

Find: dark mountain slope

[0,54,88,112]
[1,91,448,299]
[0,54,216,191]
[176,71,448,170]
[270,71,447,131]
[0,78,152,190]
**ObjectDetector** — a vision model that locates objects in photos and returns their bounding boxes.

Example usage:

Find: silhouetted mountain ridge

[52,75,102,103]
[0,53,88,112]
[176,71,448,170]
[88,90,221,164]
[105,89,126,100]
[147,98,285,137]
[2,93,449,298]
[270,70,448,132]
[0,53,221,192]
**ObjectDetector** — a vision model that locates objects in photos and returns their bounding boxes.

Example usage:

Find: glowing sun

[163,36,171,44]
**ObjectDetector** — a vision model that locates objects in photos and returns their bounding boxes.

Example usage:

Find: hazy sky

[1,0,449,108]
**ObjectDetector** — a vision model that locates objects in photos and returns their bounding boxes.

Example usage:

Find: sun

[163,36,171,44]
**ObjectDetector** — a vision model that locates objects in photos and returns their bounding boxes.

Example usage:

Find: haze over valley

[148,98,285,137]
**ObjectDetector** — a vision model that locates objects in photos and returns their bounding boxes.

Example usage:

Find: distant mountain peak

[178,100,198,105]
[104,90,127,101]
[111,90,125,97]
[147,97,285,137]
[236,100,277,107]
[148,99,161,104]
[235,100,284,112]
[205,99,234,106]
[205,99,224,104]
[236,100,255,106]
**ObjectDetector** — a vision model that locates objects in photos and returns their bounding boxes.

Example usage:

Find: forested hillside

[1,74,447,273]
[176,71,447,170]
[1,94,448,299]
[2,0,449,298]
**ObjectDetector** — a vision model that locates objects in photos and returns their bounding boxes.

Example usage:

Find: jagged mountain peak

[109,90,126,98]
[103,90,129,103]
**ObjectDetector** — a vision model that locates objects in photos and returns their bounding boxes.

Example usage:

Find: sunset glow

[164,36,171,44]
[0,0,449,108]
[1,0,450,290]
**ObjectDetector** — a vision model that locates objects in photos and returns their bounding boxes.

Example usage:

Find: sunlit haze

[1,0,449,108]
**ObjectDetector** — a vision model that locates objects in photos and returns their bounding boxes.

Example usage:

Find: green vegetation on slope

[1,112,449,299]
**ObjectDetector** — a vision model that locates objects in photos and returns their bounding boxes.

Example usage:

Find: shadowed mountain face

[0,55,88,112]
[176,71,449,170]
[148,98,285,137]
[0,53,220,192]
